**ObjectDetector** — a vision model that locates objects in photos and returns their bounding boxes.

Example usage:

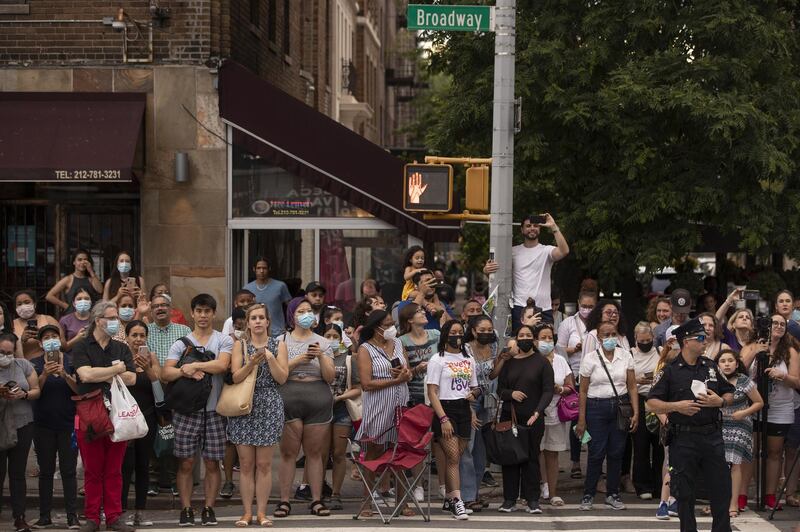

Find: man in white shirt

[484,213,570,331]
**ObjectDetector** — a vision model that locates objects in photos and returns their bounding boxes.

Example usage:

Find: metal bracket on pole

[423,211,491,222]
[424,156,493,165]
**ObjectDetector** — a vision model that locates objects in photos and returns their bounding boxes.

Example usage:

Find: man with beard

[397,269,454,331]
[304,282,327,324]
[484,213,569,331]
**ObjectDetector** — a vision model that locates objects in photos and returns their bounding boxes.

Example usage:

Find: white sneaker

[414,486,425,502]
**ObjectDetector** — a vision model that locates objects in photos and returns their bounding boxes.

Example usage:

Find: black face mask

[517,339,534,353]
[446,336,463,349]
[476,332,497,345]
[637,341,654,353]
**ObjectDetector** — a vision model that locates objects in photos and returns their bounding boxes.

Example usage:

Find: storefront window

[320,229,405,312]
[232,145,372,218]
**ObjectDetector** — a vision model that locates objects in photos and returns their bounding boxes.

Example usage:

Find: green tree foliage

[423,0,800,288]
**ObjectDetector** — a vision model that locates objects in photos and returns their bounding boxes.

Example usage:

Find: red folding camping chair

[349,403,434,524]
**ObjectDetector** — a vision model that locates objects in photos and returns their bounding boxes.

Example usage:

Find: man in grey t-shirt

[243,257,292,336]
[161,294,232,527]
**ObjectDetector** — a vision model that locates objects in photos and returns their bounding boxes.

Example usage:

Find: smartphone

[26,319,37,330]
[489,248,495,262]
[390,358,402,369]
[137,345,148,358]
[4,381,17,389]
[742,289,760,301]
[46,350,59,364]
[125,277,136,289]
[531,214,547,225]
[573,425,592,444]
[645,371,654,379]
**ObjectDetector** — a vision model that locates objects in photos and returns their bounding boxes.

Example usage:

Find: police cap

[673,317,704,343]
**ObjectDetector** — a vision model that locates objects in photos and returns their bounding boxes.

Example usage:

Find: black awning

[0,92,145,182]
[218,60,457,242]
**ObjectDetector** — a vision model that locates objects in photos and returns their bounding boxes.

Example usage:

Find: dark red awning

[0,92,145,182]
[218,60,458,242]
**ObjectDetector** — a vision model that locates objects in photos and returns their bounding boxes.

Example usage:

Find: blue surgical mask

[74,299,92,314]
[537,341,555,355]
[332,320,345,331]
[602,337,618,351]
[42,338,61,353]
[791,310,800,322]
[117,261,132,274]
[104,319,120,336]
[119,307,135,322]
[297,312,316,330]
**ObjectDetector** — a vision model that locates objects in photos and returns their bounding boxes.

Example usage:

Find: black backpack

[165,337,214,415]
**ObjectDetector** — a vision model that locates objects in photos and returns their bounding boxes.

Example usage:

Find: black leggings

[0,423,34,518]
[34,425,78,518]
[121,415,156,511]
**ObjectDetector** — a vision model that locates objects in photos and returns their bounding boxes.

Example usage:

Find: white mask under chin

[0,355,13,368]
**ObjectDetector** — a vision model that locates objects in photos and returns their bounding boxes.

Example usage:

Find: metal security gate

[0,202,139,316]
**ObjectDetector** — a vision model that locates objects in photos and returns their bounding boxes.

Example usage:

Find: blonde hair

[633,321,653,337]
[244,303,270,341]
[726,308,753,332]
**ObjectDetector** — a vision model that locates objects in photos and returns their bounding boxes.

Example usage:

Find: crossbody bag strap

[596,348,621,401]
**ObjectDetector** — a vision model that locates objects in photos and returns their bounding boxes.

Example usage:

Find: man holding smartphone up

[484,213,570,332]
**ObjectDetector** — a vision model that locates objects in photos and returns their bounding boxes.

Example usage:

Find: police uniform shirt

[648,352,735,426]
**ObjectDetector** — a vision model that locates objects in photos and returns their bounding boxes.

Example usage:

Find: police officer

[647,318,735,532]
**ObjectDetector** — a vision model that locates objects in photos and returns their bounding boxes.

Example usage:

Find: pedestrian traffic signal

[465,165,489,213]
[403,163,453,212]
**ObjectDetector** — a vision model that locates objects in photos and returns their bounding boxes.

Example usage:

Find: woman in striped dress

[355,310,412,516]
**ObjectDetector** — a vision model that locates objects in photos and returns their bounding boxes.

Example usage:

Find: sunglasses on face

[687,334,707,343]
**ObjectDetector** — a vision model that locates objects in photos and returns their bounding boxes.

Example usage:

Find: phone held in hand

[390,358,402,369]
[138,346,148,358]
[26,319,37,330]
[46,350,59,364]
[532,214,547,225]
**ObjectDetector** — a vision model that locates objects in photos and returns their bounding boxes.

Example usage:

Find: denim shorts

[332,403,352,427]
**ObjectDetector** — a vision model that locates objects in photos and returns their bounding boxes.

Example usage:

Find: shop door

[231,229,312,299]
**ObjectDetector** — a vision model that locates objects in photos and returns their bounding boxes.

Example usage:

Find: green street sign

[407,4,494,32]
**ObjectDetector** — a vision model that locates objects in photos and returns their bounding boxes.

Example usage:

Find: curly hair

[585,299,628,336]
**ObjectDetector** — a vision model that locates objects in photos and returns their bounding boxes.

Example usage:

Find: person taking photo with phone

[483,213,570,330]
[30,325,80,530]
[121,320,164,527]
[274,297,335,519]
[0,333,42,532]
[12,290,59,360]
[103,251,146,304]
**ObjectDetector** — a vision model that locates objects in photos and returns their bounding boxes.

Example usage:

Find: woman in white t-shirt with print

[538,323,575,507]
[426,320,478,521]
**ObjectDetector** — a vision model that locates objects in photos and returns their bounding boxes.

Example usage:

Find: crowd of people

[0,216,799,531]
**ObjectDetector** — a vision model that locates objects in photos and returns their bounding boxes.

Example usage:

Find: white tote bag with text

[109,375,149,442]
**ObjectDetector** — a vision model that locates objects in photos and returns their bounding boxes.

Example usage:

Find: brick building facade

[0,0,431,321]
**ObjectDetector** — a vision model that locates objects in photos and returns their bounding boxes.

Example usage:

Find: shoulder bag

[481,401,528,465]
[344,355,363,422]
[71,388,114,442]
[216,339,257,417]
[557,384,580,422]
[596,349,634,432]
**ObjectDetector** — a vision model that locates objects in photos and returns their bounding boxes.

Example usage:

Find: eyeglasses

[152,303,170,309]
[603,310,619,317]
[771,321,786,328]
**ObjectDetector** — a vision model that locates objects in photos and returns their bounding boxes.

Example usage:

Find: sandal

[570,465,582,479]
[702,506,711,516]
[787,495,800,507]
[400,506,416,517]
[273,501,291,518]
[550,496,565,506]
[309,500,331,516]
[235,514,252,527]
[359,509,373,518]
[729,510,739,518]
[256,513,273,527]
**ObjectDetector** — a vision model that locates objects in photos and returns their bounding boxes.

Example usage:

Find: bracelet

[439,416,450,424]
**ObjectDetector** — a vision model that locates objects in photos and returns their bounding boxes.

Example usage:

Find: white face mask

[0,354,13,368]
[382,325,398,341]
[16,304,35,320]
[234,330,245,340]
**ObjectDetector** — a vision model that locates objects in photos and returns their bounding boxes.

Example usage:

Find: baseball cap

[305,281,326,294]
[36,324,61,340]
[670,288,692,314]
